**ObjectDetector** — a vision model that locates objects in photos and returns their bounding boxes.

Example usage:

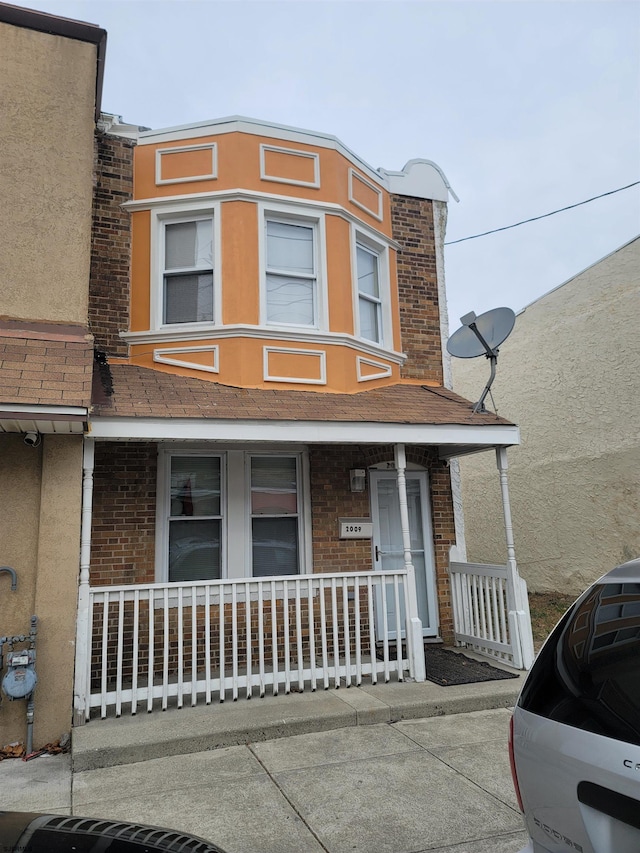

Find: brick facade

[89,133,134,357]
[90,442,156,586]
[90,442,456,642]
[390,194,444,384]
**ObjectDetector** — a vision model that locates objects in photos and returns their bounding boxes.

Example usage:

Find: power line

[444,181,640,246]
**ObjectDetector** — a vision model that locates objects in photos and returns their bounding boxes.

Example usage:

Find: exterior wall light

[349,468,366,492]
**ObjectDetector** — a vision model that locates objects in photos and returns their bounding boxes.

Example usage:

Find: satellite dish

[447,307,516,413]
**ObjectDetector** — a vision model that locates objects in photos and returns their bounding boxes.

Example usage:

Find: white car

[510,558,640,853]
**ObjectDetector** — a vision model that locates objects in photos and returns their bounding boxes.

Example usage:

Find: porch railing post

[394,444,426,682]
[73,437,95,726]
[496,446,534,669]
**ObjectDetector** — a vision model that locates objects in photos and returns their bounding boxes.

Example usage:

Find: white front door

[370,470,438,638]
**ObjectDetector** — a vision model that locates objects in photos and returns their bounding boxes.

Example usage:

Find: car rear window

[518,581,640,746]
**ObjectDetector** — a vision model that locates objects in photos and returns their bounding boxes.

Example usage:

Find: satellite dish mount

[446,307,516,414]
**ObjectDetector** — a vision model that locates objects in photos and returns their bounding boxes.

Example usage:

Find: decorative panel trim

[263,346,327,385]
[156,143,218,186]
[348,168,383,221]
[153,345,219,373]
[356,356,393,382]
[259,144,320,188]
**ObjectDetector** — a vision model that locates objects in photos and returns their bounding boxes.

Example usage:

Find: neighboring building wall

[453,238,640,593]
[89,133,135,357]
[0,22,97,324]
[0,434,83,744]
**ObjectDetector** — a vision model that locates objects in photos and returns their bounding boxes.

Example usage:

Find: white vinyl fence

[75,569,423,720]
[449,560,533,669]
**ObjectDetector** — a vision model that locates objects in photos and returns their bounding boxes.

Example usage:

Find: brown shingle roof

[94,363,513,427]
[0,321,94,409]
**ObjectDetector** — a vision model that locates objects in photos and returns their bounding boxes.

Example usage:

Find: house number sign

[339,518,373,539]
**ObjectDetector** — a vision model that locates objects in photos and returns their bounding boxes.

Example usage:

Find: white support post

[394,444,426,682]
[73,437,95,725]
[496,447,534,669]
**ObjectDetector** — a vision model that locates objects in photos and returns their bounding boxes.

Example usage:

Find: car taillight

[509,714,525,813]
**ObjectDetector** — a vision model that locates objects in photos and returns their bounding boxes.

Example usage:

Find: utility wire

[445,181,640,245]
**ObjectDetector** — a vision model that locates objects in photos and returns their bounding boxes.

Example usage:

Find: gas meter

[2,647,37,699]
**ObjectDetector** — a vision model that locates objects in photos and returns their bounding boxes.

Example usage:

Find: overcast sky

[27,0,640,331]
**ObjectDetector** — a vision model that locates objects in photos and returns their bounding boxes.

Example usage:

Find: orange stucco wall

[127,128,403,393]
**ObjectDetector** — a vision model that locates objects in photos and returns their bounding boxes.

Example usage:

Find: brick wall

[90,441,456,642]
[390,194,443,384]
[89,133,134,357]
[90,442,156,585]
[310,444,455,642]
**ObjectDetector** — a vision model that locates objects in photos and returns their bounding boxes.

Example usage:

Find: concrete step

[72,675,523,772]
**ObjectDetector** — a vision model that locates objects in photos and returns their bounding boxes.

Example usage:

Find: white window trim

[348,168,384,221]
[155,447,311,582]
[258,202,328,332]
[350,225,393,350]
[263,346,327,385]
[150,201,222,332]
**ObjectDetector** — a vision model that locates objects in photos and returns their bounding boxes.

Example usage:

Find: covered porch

[74,371,533,722]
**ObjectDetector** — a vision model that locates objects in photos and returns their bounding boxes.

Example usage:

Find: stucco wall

[452,238,640,593]
[0,22,96,324]
[0,435,83,747]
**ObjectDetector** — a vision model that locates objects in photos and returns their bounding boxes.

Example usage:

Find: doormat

[424,646,519,687]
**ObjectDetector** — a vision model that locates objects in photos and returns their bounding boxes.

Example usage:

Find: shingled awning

[0,320,93,434]
[90,363,519,455]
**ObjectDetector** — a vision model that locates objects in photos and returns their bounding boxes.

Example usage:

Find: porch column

[73,437,95,726]
[394,444,426,681]
[496,447,534,669]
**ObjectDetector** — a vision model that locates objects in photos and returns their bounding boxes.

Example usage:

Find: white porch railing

[75,569,423,721]
[449,559,533,669]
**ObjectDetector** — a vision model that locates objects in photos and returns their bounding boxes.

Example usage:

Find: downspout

[496,447,534,669]
[73,437,95,725]
[394,444,426,681]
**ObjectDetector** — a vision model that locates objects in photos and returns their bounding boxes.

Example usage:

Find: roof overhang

[89,416,520,452]
[0,405,87,435]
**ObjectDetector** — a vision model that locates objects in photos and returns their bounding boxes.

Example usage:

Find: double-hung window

[168,455,222,581]
[250,456,300,577]
[356,241,383,344]
[265,218,317,327]
[162,217,214,325]
[159,451,304,582]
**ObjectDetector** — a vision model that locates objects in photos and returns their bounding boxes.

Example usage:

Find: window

[162,218,213,325]
[356,242,382,344]
[250,456,300,577]
[168,455,222,581]
[265,219,316,326]
[158,450,306,582]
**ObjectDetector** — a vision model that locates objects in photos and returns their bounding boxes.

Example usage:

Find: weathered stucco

[452,237,640,593]
[0,435,83,745]
[0,22,96,324]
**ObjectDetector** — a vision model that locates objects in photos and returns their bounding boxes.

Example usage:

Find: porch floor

[72,654,524,772]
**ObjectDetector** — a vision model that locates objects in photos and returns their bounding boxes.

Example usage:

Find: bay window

[162,217,214,325]
[265,218,317,327]
[356,241,382,344]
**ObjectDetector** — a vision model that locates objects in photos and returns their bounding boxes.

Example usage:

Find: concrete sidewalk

[0,676,528,852]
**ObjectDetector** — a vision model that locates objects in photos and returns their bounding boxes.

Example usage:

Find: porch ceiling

[89,363,519,449]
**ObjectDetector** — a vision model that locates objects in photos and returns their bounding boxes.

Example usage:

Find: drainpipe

[394,444,426,681]
[73,437,95,725]
[496,447,534,669]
